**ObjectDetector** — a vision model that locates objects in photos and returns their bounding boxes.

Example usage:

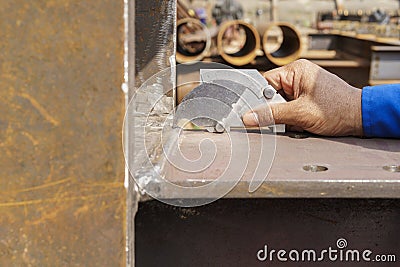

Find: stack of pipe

[176,18,301,66]
[217,20,302,66]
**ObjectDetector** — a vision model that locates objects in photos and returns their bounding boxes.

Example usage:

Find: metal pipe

[176,18,211,63]
[262,22,302,66]
[217,20,260,66]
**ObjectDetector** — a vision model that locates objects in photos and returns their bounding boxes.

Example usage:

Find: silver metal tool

[174,69,286,133]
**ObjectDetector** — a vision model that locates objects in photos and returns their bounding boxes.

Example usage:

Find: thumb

[242,101,300,126]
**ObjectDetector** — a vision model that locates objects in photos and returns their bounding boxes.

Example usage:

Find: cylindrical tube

[176,18,211,63]
[262,23,302,66]
[217,20,260,66]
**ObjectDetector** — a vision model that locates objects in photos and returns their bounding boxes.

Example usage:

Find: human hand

[242,59,363,136]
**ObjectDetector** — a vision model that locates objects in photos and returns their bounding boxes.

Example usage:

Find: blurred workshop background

[176,0,400,102]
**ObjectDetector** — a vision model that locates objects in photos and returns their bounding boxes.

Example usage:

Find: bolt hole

[303,165,328,172]
[383,165,400,173]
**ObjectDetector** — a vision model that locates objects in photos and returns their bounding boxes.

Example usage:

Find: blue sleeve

[362,84,400,138]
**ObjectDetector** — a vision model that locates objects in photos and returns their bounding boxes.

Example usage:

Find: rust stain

[0,191,118,208]
[19,93,60,126]
[74,205,90,218]
[2,177,73,194]
[81,182,124,188]
[20,131,39,146]
[29,208,62,226]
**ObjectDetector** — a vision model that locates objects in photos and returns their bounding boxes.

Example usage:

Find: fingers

[263,59,315,100]
[243,101,300,127]
[263,66,285,90]
[244,60,317,129]
[263,65,295,99]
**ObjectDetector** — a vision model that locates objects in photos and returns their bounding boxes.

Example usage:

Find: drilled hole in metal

[383,165,400,173]
[303,165,328,172]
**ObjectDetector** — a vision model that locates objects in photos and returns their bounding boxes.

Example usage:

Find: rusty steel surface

[0,1,125,266]
[159,131,400,198]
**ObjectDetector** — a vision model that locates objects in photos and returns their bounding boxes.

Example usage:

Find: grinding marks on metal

[174,69,286,133]
[173,82,243,132]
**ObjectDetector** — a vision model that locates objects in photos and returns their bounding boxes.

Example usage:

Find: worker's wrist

[350,88,363,137]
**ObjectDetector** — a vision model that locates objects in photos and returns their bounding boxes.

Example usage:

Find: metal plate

[160,131,400,198]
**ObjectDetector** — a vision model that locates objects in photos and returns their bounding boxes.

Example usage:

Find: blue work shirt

[362,84,400,138]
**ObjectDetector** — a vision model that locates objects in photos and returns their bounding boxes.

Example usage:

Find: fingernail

[242,112,259,126]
